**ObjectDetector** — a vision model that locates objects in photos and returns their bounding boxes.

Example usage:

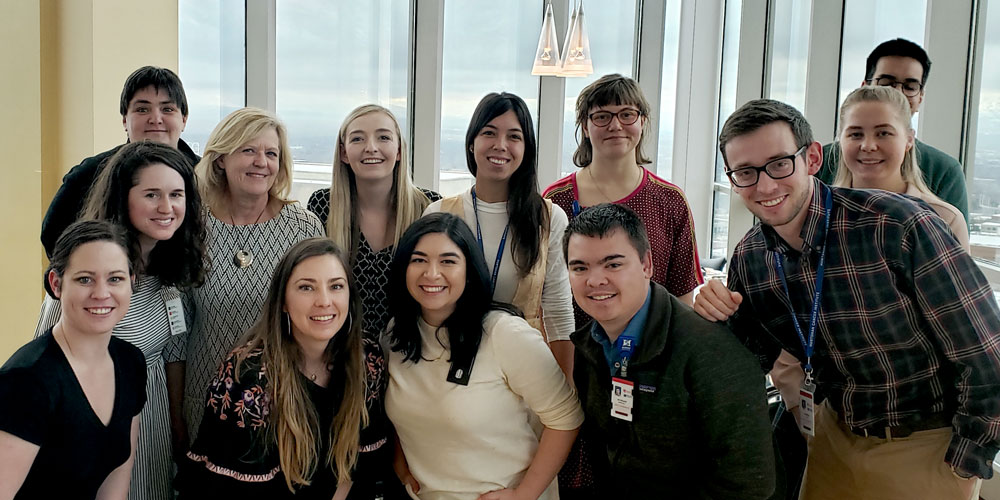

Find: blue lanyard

[615,335,637,378]
[772,185,832,383]
[571,200,581,217]
[471,187,509,295]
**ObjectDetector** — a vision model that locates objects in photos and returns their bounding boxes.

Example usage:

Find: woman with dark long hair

[385,213,582,499]
[179,238,367,498]
[35,141,207,499]
[425,93,574,377]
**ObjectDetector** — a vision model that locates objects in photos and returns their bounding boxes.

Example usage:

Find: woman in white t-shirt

[384,213,583,500]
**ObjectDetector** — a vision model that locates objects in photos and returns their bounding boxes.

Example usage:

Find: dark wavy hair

[82,141,208,288]
[44,220,135,299]
[464,92,548,278]
[387,213,520,374]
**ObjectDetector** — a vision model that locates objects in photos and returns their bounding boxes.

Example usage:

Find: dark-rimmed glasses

[588,108,642,127]
[725,146,806,188]
[868,77,923,97]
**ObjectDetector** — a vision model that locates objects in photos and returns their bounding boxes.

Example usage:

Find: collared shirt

[728,177,1000,478]
[591,284,652,376]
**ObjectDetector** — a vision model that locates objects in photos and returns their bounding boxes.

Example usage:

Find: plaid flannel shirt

[728,178,1000,479]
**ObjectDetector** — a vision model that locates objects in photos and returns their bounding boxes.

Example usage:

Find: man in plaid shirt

[694,99,1000,499]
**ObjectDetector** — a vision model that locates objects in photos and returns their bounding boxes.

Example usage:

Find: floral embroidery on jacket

[205,348,270,431]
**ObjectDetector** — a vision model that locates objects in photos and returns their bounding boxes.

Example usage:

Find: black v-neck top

[0,329,146,499]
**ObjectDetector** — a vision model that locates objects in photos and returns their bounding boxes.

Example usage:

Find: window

[709,0,742,259]
[178,0,246,156]
[838,0,927,130]
[276,0,412,204]
[655,0,683,181]
[439,0,542,197]
[560,1,639,177]
[768,0,811,111]
[969,0,1000,272]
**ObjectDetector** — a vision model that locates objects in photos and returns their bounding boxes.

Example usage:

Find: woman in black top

[0,220,147,499]
[178,238,367,498]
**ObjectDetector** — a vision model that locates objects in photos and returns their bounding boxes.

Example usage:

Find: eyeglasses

[868,77,923,97]
[725,146,806,188]
[588,108,642,127]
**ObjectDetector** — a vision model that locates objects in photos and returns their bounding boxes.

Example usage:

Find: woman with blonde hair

[179,238,367,498]
[164,107,325,450]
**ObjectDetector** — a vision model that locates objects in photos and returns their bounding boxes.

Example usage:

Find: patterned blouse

[307,187,442,338]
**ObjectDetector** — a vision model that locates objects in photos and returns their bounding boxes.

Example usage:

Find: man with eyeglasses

[817,38,969,224]
[694,98,999,499]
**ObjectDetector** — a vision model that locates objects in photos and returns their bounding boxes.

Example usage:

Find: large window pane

[560,1,638,177]
[655,0,682,181]
[710,0,742,259]
[178,0,245,156]
[440,1,541,197]
[970,1,1000,271]
[276,0,412,204]
[839,0,926,130]
[768,0,811,111]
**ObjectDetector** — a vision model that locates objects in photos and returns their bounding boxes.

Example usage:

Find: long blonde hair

[196,107,294,210]
[233,238,366,491]
[326,104,431,259]
[834,86,933,197]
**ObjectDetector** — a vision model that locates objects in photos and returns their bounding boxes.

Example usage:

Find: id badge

[162,288,187,336]
[611,377,634,421]
[798,380,816,437]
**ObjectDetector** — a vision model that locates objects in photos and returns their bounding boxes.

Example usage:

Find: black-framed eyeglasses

[868,77,923,97]
[725,146,807,188]
[588,108,642,127]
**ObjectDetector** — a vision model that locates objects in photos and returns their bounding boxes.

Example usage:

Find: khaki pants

[799,402,981,500]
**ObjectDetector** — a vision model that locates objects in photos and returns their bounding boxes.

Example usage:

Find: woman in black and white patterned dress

[35,142,207,500]
[163,108,325,453]
[307,104,438,498]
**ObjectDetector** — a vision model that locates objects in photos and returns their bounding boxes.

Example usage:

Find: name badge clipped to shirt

[798,379,816,436]
[161,287,186,336]
[611,377,634,422]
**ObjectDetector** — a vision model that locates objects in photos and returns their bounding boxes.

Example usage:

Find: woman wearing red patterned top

[543,74,702,319]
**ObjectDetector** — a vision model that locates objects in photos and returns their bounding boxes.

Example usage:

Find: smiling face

[122,85,187,147]
[724,122,821,234]
[49,241,132,336]
[472,110,525,188]
[840,100,913,191]
[216,127,280,198]
[284,254,351,349]
[567,229,653,338]
[127,163,186,253]
[341,111,401,184]
[584,103,645,161]
[405,232,467,327]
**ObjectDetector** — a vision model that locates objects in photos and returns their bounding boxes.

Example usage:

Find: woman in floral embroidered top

[178,238,368,498]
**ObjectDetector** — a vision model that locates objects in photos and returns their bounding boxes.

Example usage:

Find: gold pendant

[234,250,254,268]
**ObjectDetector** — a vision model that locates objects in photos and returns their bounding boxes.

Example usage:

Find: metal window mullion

[536,0,570,189]
[636,0,667,179]
[410,0,445,190]
[245,0,276,112]
[803,0,845,144]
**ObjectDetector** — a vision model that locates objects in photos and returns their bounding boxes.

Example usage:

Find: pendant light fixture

[531,2,562,76]
[559,1,593,77]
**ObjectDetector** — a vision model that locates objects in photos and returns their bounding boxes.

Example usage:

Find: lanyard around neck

[772,184,833,384]
[471,187,509,295]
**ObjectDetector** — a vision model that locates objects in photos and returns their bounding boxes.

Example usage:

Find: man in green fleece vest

[818,38,969,224]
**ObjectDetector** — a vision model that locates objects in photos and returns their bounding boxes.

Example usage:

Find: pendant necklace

[230,200,269,269]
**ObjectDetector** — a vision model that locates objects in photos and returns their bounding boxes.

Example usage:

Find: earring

[283,312,292,336]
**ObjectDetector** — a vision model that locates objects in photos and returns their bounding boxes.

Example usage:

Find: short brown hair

[573,74,651,168]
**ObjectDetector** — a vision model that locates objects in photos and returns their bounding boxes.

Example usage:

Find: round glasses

[725,146,806,188]
[588,108,642,127]
[868,77,923,97]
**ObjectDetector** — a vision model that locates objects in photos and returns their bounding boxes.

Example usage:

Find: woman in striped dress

[35,141,207,500]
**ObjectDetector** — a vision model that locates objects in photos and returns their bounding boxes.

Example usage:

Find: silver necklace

[230,201,268,268]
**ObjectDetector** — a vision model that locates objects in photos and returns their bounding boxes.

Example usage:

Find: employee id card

[161,287,187,336]
[798,379,816,436]
[611,377,634,421]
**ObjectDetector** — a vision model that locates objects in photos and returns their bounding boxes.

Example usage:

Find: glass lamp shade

[531,3,562,76]
[560,3,593,77]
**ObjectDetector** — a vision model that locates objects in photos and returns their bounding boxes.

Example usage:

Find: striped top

[543,168,703,326]
[36,274,178,500]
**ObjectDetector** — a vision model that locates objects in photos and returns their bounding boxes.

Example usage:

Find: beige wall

[2,0,178,363]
